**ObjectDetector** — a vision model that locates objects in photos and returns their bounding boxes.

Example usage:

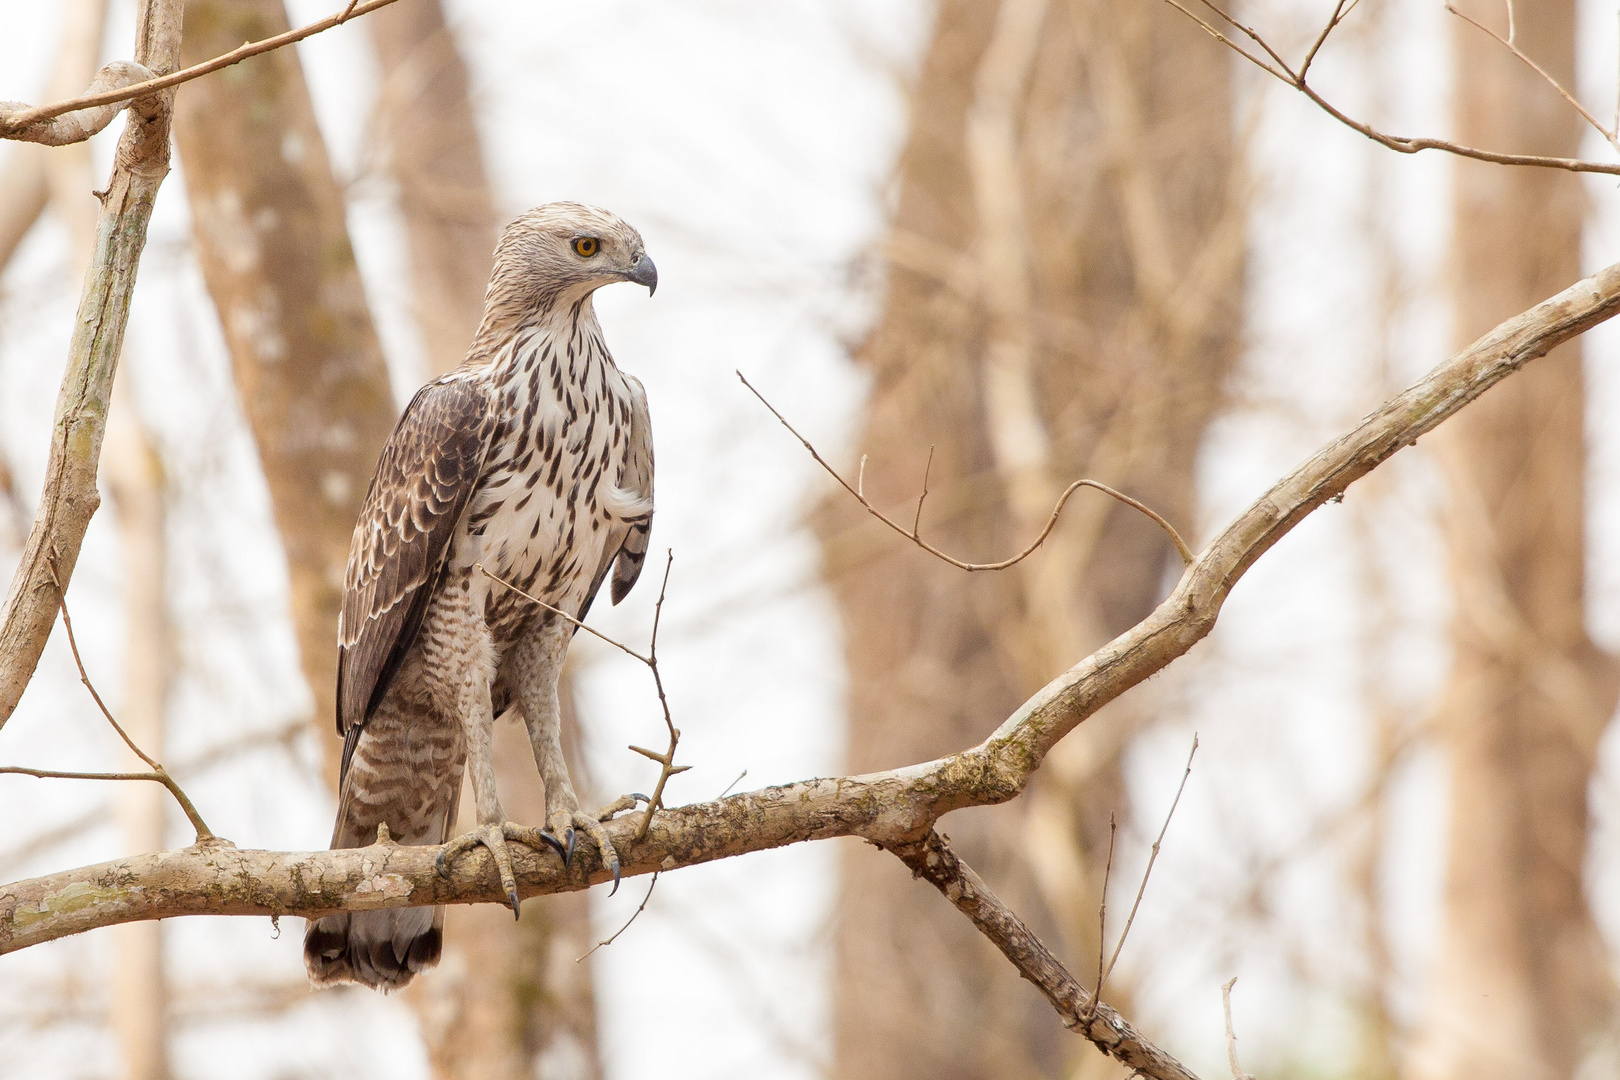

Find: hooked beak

[626,252,657,295]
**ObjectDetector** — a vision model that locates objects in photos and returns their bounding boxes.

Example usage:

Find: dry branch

[1163,0,1620,175]
[0,0,183,731]
[0,0,401,143]
[891,831,1200,1080]
[5,255,1618,946]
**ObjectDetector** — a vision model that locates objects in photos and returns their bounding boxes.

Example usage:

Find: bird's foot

[435,821,566,919]
[547,793,650,896]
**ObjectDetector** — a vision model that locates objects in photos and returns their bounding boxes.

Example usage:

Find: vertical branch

[0,0,185,729]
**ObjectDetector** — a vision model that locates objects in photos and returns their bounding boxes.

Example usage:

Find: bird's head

[487,202,657,316]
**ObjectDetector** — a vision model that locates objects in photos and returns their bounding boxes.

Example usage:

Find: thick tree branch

[0,0,183,731]
[0,0,400,143]
[890,831,1200,1080]
[7,258,1620,957]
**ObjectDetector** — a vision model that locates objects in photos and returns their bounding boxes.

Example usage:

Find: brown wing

[336,377,493,778]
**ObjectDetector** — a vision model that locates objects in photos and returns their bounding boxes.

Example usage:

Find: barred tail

[304,906,443,990]
[304,713,461,991]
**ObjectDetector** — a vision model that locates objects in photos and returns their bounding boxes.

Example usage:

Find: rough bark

[366,5,604,1074]
[1418,0,1619,1075]
[823,1,1242,1075]
[8,255,1620,1077]
[171,0,397,769]
[0,0,184,729]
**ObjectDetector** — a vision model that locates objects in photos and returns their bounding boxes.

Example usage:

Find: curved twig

[738,371,1194,569]
[0,0,402,143]
[1162,0,1620,175]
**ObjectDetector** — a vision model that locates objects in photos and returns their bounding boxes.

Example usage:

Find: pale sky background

[4,2,1620,1078]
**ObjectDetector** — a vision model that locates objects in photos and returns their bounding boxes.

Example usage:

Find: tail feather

[304,906,442,991]
[304,711,462,991]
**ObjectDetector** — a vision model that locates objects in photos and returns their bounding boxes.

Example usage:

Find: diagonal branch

[891,831,1200,1080]
[6,257,1620,1039]
[0,0,402,143]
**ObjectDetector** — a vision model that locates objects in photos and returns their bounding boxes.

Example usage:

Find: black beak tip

[628,253,658,296]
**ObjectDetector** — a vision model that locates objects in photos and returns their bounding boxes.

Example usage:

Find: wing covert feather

[336,378,492,754]
[609,374,655,604]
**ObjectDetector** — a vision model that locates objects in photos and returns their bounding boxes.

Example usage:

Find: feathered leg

[429,586,553,917]
[506,618,646,892]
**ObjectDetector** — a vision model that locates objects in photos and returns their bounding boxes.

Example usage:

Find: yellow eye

[573,236,599,257]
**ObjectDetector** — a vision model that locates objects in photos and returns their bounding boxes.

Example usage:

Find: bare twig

[739,371,1194,568]
[1446,2,1620,154]
[0,0,404,142]
[577,871,659,961]
[717,769,748,800]
[1100,735,1196,988]
[1160,0,1620,175]
[1087,813,1118,1020]
[893,831,1200,1080]
[477,553,688,843]
[1222,977,1255,1080]
[32,562,214,842]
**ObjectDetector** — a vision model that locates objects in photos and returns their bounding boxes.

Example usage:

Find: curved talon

[564,827,577,865]
[608,855,623,896]
[538,828,568,859]
[435,848,451,878]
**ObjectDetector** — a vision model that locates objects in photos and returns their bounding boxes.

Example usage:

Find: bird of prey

[304,203,657,990]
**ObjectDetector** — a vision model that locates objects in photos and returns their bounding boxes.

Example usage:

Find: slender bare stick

[577,871,659,961]
[32,561,214,841]
[1160,0,1620,175]
[1222,977,1254,1080]
[739,372,1194,568]
[1087,813,1118,1020]
[1101,735,1197,987]
[1447,2,1620,153]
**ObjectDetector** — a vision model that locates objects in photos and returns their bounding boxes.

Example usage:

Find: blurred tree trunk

[367,4,604,1076]
[171,0,397,783]
[821,1,1243,1077]
[1420,0,1618,1077]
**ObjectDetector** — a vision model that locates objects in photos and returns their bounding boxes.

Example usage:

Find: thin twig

[477,554,688,844]
[1222,977,1254,1080]
[476,564,649,664]
[1086,813,1118,1021]
[1159,0,1620,175]
[1446,2,1620,153]
[717,769,748,800]
[0,0,403,139]
[1297,0,1353,82]
[739,371,1194,568]
[636,553,685,840]
[913,445,935,536]
[1099,735,1197,988]
[38,559,213,841]
[577,871,659,961]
